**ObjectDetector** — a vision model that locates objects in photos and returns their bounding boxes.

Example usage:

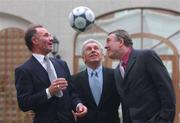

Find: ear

[82,55,86,63]
[119,38,124,48]
[32,36,38,45]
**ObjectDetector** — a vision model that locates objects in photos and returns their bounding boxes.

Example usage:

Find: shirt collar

[121,48,132,65]
[87,65,102,77]
[32,53,45,63]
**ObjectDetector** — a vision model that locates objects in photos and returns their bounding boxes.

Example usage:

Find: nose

[90,48,96,53]
[92,48,96,51]
[49,36,53,42]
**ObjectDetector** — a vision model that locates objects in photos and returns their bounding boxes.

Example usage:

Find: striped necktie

[44,56,63,97]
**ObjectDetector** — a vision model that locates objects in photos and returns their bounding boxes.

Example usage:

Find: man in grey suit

[15,24,87,123]
[105,29,176,123]
[72,39,122,123]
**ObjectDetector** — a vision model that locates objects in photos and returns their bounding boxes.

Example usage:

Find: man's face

[32,27,53,55]
[105,34,122,59]
[83,42,103,65]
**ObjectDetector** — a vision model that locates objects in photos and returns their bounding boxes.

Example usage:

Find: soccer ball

[68,6,95,32]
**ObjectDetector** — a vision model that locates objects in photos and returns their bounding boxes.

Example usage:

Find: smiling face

[82,41,103,68]
[32,27,53,55]
[105,33,122,59]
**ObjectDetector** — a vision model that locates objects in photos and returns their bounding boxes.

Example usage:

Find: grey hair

[108,29,133,47]
[81,39,104,56]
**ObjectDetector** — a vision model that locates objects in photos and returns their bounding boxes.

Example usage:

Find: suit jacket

[72,67,121,123]
[15,56,80,123]
[114,49,176,123]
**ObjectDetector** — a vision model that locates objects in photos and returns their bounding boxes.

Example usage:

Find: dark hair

[108,29,133,47]
[24,24,43,51]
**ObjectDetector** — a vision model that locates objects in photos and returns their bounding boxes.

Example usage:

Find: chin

[90,60,99,63]
[48,48,52,52]
[108,55,117,60]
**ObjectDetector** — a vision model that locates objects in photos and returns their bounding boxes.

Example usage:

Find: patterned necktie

[119,62,125,79]
[90,72,101,105]
[44,56,63,97]
[44,56,56,82]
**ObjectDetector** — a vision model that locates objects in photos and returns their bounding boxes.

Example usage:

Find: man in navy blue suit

[105,29,176,123]
[15,24,87,123]
[72,39,122,123]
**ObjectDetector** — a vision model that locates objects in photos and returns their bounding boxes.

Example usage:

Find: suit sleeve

[61,61,82,110]
[15,67,48,112]
[145,50,176,122]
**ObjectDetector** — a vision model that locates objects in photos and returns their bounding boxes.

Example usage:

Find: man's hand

[74,103,88,118]
[48,78,68,96]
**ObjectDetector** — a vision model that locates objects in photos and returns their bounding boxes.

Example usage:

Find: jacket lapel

[115,64,124,81]
[98,67,109,106]
[114,67,125,96]
[124,49,137,79]
[115,66,123,84]
[30,56,50,86]
[49,58,67,78]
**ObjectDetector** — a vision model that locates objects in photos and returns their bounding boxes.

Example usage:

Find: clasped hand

[74,103,88,118]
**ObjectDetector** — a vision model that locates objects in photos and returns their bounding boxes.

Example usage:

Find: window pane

[78,58,86,72]
[143,10,180,37]
[153,43,173,55]
[132,38,141,49]
[95,9,141,33]
[163,60,173,78]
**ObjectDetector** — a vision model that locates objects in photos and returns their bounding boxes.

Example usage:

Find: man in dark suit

[15,24,87,123]
[72,39,121,123]
[105,29,176,123]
